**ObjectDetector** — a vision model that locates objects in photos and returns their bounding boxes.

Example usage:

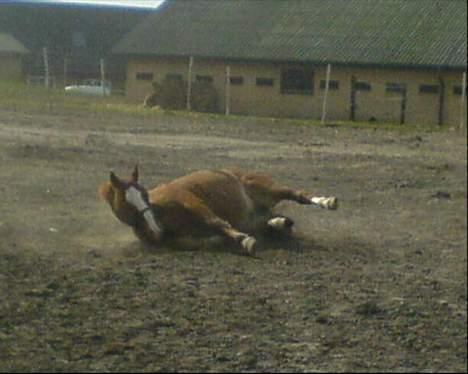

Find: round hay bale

[142,78,219,113]
[192,81,218,113]
[143,81,163,108]
[160,77,187,110]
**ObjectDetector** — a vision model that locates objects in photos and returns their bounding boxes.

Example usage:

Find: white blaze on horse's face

[125,186,162,235]
[125,186,148,212]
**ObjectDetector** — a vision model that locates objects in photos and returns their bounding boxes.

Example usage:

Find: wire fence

[24,47,126,94]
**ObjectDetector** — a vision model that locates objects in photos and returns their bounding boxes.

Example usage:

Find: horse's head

[98,165,162,240]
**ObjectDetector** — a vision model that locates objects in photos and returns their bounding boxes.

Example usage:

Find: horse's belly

[187,174,255,227]
[150,170,270,235]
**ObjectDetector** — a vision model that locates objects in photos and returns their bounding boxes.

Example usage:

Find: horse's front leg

[132,224,163,245]
[220,223,257,256]
[187,198,257,256]
[266,215,295,235]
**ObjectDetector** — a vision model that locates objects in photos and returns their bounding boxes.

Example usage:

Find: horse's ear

[110,171,124,189]
[131,164,139,183]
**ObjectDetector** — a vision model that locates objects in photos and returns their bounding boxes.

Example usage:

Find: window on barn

[196,75,214,84]
[256,77,275,87]
[320,80,339,90]
[354,81,372,92]
[166,73,183,82]
[419,84,439,94]
[386,83,407,94]
[280,67,314,95]
[136,72,154,81]
[229,76,244,85]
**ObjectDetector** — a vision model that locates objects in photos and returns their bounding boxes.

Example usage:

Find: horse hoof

[267,217,294,230]
[241,236,256,256]
[327,197,338,210]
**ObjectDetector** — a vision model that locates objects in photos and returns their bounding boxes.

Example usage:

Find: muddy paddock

[0,107,466,372]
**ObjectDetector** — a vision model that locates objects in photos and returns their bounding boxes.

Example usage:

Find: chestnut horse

[98,165,337,256]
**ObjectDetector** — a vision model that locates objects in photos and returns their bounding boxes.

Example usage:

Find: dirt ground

[0,106,466,372]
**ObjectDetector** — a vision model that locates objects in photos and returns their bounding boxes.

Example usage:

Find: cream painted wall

[126,57,466,126]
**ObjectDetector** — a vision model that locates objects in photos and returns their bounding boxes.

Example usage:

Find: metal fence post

[186,56,194,111]
[42,47,49,89]
[460,72,467,130]
[225,65,231,116]
[321,64,331,124]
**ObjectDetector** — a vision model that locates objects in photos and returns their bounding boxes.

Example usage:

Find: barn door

[385,83,407,124]
[350,77,372,122]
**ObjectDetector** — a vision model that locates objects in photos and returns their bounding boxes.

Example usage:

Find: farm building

[0,3,153,87]
[0,33,29,81]
[113,0,467,126]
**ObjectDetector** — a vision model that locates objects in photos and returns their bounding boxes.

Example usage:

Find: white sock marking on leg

[241,236,256,255]
[310,196,338,210]
[268,217,287,229]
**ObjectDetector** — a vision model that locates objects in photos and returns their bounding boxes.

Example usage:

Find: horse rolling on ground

[98,165,338,256]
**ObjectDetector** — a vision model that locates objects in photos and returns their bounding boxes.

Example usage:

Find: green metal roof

[113,0,467,70]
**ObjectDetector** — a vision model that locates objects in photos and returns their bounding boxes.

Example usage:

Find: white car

[65,79,112,96]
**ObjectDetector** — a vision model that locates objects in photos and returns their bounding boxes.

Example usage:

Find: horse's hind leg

[272,187,338,210]
[240,174,337,210]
